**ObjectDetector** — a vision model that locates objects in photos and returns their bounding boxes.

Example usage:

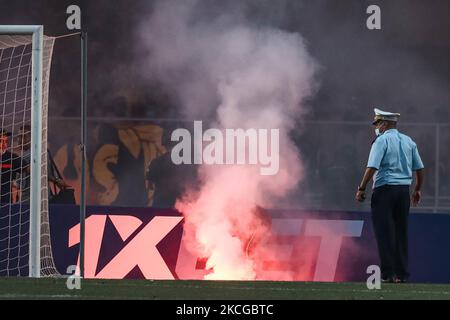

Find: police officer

[355,108,424,283]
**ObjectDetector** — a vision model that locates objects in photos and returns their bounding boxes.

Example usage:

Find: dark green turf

[0,278,449,300]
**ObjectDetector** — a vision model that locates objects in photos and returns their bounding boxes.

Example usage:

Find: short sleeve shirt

[367,129,424,188]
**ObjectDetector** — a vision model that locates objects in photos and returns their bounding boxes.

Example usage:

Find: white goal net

[0,27,58,277]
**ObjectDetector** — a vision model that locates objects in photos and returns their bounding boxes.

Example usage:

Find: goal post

[0,25,56,278]
[30,25,43,278]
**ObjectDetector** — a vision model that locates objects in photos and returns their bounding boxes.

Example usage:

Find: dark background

[1,0,449,211]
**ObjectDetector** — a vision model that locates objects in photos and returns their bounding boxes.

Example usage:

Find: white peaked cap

[373,108,401,124]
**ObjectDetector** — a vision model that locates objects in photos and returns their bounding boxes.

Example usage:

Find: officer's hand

[355,190,366,202]
[411,190,421,206]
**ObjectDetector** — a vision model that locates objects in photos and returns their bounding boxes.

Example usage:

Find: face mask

[375,128,381,136]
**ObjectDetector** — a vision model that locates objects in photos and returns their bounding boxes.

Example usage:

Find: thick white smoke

[140,0,318,280]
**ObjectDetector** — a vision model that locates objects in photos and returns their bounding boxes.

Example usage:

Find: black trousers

[371,185,410,279]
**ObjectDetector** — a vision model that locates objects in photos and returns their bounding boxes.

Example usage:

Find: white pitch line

[0,294,80,298]
[5,280,449,297]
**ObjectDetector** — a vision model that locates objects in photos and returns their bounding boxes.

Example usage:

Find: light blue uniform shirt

[367,129,424,188]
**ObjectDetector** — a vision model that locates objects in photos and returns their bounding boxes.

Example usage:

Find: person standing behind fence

[14,125,69,202]
[0,130,22,203]
[355,108,425,283]
[146,126,197,208]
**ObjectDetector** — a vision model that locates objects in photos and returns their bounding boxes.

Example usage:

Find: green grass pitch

[1,278,450,300]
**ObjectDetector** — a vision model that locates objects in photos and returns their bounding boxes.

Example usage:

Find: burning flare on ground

[141,0,318,280]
